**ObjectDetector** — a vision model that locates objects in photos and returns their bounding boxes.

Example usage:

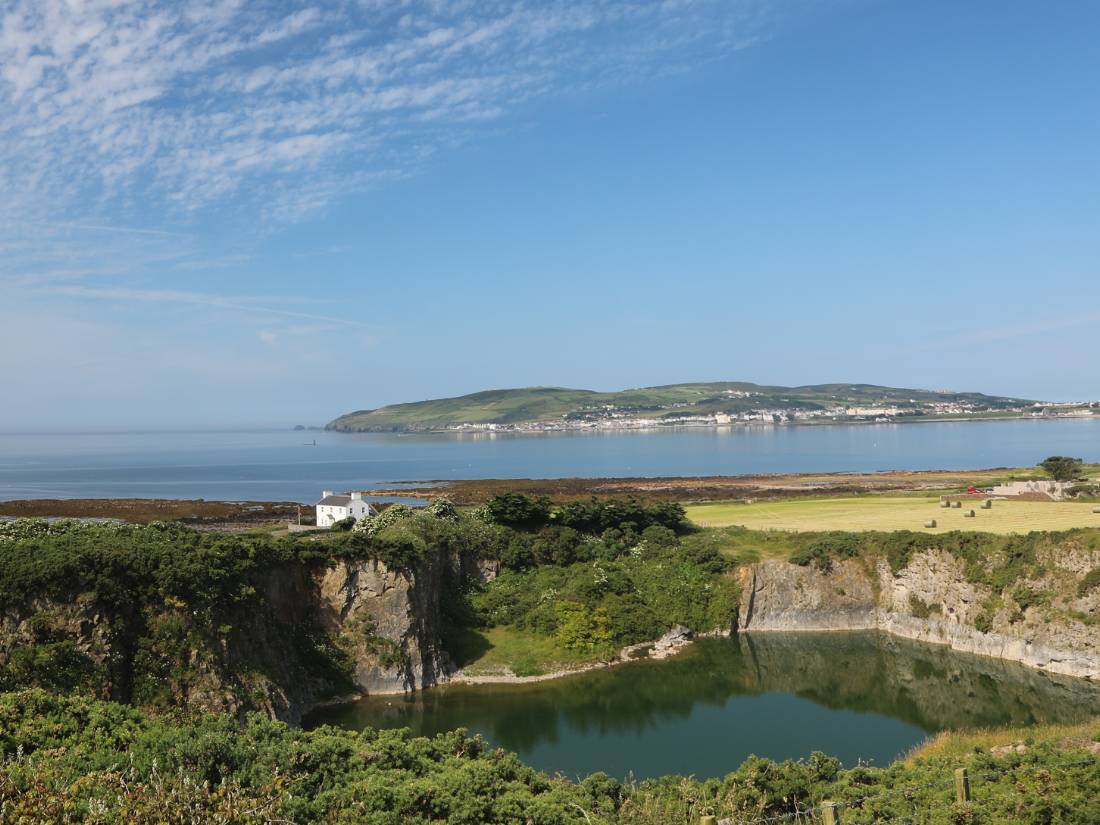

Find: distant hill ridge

[325,382,1035,432]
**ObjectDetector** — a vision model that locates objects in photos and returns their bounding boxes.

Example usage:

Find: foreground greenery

[2,500,1100,821]
[1,689,1097,824]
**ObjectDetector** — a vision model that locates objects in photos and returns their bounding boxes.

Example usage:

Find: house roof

[317,494,376,509]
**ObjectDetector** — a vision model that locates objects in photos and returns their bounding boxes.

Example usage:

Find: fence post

[699,817,716,825]
[954,767,971,803]
[822,801,841,825]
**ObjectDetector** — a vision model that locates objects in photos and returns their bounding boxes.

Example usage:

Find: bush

[355,503,416,535]
[554,601,613,654]
[1040,455,1085,482]
[908,594,940,619]
[369,526,430,571]
[790,544,832,571]
[531,526,589,566]
[1011,585,1047,613]
[485,493,552,528]
[485,495,687,535]
[556,498,686,534]
[1077,567,1100,598]
[0,642,101,694]
[425,496,459,521]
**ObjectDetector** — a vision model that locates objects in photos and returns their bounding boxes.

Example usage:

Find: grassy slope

[326,382,1035,430]
[911,717,1100,762]
[687,496,1100,535]
[330,387,602,428]
[446,625,600,677]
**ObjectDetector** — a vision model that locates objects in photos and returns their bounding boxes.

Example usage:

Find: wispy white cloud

[0,0,780,227]
[10,220,192,238]
[42,285,365,326]
[0,0,791,427]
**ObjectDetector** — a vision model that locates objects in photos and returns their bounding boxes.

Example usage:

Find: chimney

[350,491,362,500]
[322,490,334,498]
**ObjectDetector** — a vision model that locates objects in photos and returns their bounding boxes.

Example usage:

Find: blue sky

[2,0,1098,429]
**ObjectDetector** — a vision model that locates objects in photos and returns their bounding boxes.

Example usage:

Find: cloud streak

[43,285,365,326]
[0,0,777,227]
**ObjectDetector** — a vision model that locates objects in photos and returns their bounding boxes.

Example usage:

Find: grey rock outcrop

[317,557,453,695]
[737,549,1100,681]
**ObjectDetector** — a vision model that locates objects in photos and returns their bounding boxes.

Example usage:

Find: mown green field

[686,496,1100,534]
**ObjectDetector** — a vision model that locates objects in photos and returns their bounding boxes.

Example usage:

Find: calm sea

[0,418,1097,502]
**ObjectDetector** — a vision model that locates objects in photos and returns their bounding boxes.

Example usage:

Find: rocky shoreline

[444,626,699,688]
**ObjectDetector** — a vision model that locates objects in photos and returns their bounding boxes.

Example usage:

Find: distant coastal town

[435,399,1100,433]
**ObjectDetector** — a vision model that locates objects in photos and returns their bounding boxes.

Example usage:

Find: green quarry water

[308,632,1100,780]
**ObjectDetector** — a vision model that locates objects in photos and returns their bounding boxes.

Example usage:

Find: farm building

[990,480,1073,501]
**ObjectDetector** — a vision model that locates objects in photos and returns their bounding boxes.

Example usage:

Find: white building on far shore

[316,490,375,527]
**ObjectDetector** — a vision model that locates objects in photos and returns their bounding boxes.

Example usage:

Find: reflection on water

[307,632,1100,780]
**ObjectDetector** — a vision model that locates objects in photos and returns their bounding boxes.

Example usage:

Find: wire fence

[698,755,1099,825]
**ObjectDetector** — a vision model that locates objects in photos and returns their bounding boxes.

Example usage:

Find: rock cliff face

[316,557,453,696]
[0,553,467,724]
[737,549,1100,680]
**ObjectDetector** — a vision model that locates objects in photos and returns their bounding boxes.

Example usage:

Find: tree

[485,493,551,528]
[1039,456,1084,482]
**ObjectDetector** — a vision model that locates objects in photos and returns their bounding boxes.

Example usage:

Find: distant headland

[326,382,1098,433]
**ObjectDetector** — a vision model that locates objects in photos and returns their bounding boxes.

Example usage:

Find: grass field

[444,625,599,677]
[686,496,1100,535]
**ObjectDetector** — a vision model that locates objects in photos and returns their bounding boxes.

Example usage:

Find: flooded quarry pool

[307,632,1100,780]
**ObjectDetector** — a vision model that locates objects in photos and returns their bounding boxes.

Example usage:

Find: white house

[316,490,376,527]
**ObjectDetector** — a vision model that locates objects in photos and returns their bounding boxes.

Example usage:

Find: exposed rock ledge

[736,551,1100,681]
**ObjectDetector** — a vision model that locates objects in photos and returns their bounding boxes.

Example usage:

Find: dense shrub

[425,496,460,521]
[484,494,687,534]
[470,548,739,646]
[0,690,611,825]
[555,601,614,653]
[5,690,1097,825]
[354,502,416,534]
[485,492,553,528]
[555,498,687,534]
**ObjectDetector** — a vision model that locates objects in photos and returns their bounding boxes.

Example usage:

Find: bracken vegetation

[1,690,1098,824]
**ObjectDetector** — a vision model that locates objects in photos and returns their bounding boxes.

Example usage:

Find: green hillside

[325,382,1036,431]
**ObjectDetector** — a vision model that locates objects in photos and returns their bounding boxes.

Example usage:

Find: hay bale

[964,509,976,518]
[952,501,962,509]
[981,499,992,509]
[925,520,937,529]
[940,500,951,508]
[1094,506,1100,514]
